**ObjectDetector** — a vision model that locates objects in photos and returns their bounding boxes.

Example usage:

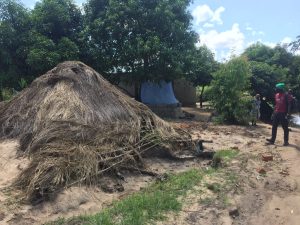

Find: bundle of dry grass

[0,61,195,201]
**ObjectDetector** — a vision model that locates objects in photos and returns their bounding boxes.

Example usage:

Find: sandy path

[247,130,300,225]
[0,140,28,198]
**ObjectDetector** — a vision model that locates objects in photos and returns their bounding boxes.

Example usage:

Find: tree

[0,0,31,89]
[243,42,292,67]
[26,0,83,75]
[0,0,84,91]
[26,32,61,74]
[243,42,293,101]
[287,55,300,100]
[31,0,83,43]
[84,0,197,86]
[290,35,300,53]
[243,42,275,64]
[249,61,288,100]
[209,57,251,124]
[271,45,293,68]
[186,45,218,107]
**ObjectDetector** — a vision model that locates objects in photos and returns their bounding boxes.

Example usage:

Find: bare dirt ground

[0,107,300,225]
[161,108,300,225]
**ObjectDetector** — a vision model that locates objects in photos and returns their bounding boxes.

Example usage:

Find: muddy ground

[0,107,300,225]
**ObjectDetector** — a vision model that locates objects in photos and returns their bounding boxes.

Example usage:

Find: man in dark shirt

[266,83,291,146]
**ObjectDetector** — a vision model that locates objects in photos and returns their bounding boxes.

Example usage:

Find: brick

[262,155,273,162]
[257,167,267,174]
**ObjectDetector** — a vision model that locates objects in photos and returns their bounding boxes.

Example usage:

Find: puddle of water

[291,114,300,127]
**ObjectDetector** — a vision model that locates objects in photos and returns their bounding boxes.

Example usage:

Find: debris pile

[0,61,194,201]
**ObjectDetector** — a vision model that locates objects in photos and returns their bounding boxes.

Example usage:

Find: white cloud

[245,41,255,47]
[280,37,300,55]
[246,26,253,31]
[247,37,293,49]
[211,7,225,24]
[251,30,265,36]
[203,23,214,28]
[265,42,276,48]
[198,23,245,60]
[251,31,257,36]
[192,5,213,25]
[245,24,265,37]
[261,41,276,48]
[192,5,225,26]
[246,39,276,48]
[281,37,292,44]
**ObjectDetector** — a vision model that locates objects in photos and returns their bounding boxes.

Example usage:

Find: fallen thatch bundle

[0,61,195,201]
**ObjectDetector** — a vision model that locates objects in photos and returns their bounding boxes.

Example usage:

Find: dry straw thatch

[0,61,194,201]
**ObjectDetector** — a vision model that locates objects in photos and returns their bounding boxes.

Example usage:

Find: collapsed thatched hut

[0,61,194,201]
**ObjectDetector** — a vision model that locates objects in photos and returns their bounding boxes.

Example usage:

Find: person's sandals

[266,138,274,145]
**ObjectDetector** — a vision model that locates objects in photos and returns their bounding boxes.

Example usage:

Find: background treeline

[0,0,300,121]
[1,0,213,93]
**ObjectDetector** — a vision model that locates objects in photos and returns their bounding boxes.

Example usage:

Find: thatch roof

[0,61,194,201]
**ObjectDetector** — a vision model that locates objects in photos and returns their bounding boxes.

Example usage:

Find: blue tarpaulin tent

[141,81,179,105]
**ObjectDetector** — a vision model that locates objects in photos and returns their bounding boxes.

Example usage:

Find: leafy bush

[18,78,28,89]
[1,88,14,101]
[208,57,252,124]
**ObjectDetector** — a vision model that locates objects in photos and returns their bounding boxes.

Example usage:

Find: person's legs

[252,117,257,126]
[268,113,279,143]
[250,111,256,125]
[253,111,259,125]
[281,114,289,145]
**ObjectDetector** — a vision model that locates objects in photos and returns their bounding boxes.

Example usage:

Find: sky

[21,0,300,61]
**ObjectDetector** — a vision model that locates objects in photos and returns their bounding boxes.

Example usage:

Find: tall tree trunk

[200,85,205,108]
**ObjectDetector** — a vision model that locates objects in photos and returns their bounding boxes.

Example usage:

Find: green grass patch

[47,169,204,225]
[202,150,240,208]
[214,149,239,160]
[200,196,215,205]
[205,182,222,193]
[0,88,14,101]
[219,193,231,207]
[211,149,239,168]
[47,149,240,225]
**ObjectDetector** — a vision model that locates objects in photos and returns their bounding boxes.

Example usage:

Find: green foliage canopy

[243,42,297,101]
[186,45,217,86]
[290,35,300,53]
[84,0,198,83]
[0,0,31,88]
[209,57,252,124]
[249,61,288,100]
[31,0,83,42]
[0,0,83,89]
[27,0,82,73]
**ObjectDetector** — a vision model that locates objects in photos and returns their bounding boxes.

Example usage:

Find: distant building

[118,78,197,118]
[173,79,197,107]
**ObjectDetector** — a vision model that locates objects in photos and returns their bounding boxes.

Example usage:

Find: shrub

[18,78,28,89]
[208,57,252,124]
[1,88,14,101]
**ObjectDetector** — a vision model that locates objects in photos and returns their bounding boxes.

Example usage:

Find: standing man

[266,83,291,146]
[251,94,261,126]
